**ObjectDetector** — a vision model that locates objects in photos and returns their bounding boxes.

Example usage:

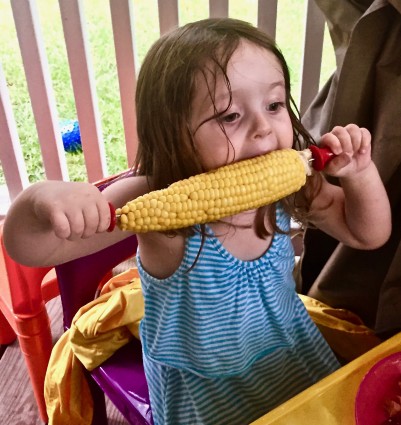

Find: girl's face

[190,40,294,171]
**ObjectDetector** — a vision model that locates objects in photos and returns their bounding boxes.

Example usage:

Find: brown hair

[134,18,321,238]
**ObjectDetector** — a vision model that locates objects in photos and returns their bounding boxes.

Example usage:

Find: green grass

[0,0,335,184]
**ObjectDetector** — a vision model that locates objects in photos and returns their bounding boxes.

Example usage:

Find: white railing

[0,0,331,211]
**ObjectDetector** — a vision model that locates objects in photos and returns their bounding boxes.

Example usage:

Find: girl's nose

[251,112,272,139]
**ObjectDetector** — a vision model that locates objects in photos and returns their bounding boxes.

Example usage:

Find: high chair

[0,222,59,422]
[0,171,135,423]
[54,233,152,424]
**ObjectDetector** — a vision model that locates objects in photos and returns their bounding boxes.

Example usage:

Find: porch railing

[0,0,331,211]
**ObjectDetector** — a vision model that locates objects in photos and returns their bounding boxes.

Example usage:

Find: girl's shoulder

[137,231,186,279]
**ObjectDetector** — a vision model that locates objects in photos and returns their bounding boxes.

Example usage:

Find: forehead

[200,40,283,82]
[230,40,284,79]
[192,40,285,109]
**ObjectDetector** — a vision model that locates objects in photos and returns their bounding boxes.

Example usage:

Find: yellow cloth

[299,294,382,362]
[45,269,143,425]
[44,269,380,424]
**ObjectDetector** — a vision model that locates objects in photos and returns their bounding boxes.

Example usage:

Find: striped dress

[137,205,339,425]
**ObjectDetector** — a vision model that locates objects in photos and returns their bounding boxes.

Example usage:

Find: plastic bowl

[355,351,401,425]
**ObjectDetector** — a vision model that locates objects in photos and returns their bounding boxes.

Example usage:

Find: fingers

[48,210,75,240]
[96,201,114,234]
[48,205,97,241]
[319,124,372,177]
[63,201,112,240]
[321,127,353,155]
[358,127,371,154]
[38,183,113,241]
[321,124,371,156]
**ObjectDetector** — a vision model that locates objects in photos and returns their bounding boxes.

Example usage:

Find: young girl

[4,18,391,425]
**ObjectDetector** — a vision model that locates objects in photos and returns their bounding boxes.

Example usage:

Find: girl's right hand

[31,181,113,241]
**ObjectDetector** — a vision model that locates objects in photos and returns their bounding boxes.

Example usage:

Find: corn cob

[115,148,313,233]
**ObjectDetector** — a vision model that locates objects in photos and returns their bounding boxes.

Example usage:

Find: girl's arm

[308,124,391,250]
[3,176,150,267]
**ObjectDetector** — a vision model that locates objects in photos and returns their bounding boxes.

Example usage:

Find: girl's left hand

[320,124,372,178]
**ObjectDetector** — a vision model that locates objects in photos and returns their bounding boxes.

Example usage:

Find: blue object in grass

[60,119,82,153]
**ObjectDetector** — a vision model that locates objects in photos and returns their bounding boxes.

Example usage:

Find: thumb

[326,152,352,172]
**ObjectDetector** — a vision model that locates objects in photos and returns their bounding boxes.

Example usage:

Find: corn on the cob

[116,148,311,232]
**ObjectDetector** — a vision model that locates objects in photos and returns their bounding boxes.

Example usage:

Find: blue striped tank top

[137,205,339,425]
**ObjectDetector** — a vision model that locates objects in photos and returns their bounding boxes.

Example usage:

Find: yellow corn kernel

[116,149,308,232]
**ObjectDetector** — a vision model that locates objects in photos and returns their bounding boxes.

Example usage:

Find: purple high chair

[55,233,153,425]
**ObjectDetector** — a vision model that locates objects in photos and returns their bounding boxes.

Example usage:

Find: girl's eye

[267,102,285,112]
[220,112,240,123]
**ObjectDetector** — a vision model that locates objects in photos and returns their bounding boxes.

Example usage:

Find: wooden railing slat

[1,0,332,203]
[110,0,138,168]
[58,0,108,182]
[157,0,179,35]
[0,63,29,201]
[299,0,325,115]
[257,0,278,40]
[209,0,229,18]
[11,0,68,182]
